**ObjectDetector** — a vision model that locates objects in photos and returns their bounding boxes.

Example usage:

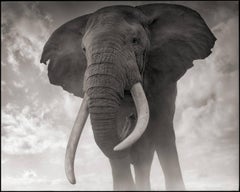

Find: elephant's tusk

[65,94,89,184]
[114,82,149,151]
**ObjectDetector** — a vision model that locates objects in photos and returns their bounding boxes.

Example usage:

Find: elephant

[40,3,216,190]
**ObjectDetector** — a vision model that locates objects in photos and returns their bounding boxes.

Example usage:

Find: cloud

[2,158,9,165]
[13,80,25,88]
[1,2,56,111]
[175,14,238,139]
[62,91,81,121]
[1,2,77,156]
[2,2,53,79]
[1,169,52,190]
[2,103,67,155]
[211,17,239,74]
[173,14,238,191]
[23,170,37,179]
[1,81,6,86]
[6,50,20,74]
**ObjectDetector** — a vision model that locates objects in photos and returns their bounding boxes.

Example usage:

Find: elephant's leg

[109,156,135,190]
[133,154,154,190]
[132,135,155,190]
[154,126,185,190]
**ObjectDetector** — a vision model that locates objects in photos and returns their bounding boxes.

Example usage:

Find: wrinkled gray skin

[41,3,216,190]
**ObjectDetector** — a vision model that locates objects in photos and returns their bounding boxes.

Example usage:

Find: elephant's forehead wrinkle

[83,28,123,49]
[88,12,125,29]
[84,13,139,47]
[99,13,123,25]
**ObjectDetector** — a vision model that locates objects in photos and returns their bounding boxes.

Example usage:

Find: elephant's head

[40,4,216,184]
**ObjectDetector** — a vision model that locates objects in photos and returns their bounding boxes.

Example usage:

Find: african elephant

[40,3,216,190]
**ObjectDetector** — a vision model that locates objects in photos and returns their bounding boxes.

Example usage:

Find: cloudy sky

[1,1,239,191]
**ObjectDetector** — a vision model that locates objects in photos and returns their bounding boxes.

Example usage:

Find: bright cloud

[13,80,25,88]
[2,103,67,155]
[23,169,37,179]
[2,169,51,191]
[2,2,52,79]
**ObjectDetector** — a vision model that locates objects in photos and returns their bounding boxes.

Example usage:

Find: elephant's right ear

[40,14,91,98]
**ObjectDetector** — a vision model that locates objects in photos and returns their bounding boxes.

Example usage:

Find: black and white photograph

[1,1,239,191]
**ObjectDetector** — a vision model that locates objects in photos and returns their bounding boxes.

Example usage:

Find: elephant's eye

[132,37,139,44]
[82,47,86,52]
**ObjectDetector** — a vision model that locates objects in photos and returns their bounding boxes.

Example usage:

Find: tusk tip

[113,146,119,151]
[70,180,76,185]
[113,144,126,151]
[67,175,76,185]
[65,167,76,185]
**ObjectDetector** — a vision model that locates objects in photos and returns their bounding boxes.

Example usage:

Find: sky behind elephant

[1,1,239,190]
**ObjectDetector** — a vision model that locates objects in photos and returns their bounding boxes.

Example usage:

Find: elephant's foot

[134,162,152,190]
[135,178,151,190]
[165,180,186,191]
[109,156,135,190]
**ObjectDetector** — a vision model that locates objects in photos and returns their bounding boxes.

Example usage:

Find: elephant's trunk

[85,51,127,158]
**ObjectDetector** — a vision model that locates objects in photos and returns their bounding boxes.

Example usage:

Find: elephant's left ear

[136,4,216,81]
[40,14,91,98]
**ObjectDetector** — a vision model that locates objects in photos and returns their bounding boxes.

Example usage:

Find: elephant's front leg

[133,156,153,190]
[131,133,155,190]
[154,123,185,190]
[109,156,135,190]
